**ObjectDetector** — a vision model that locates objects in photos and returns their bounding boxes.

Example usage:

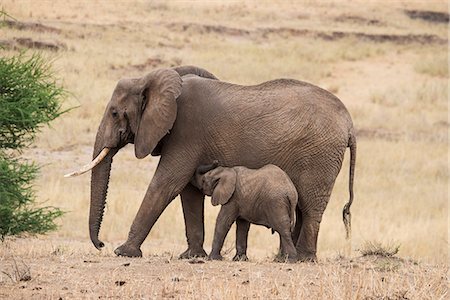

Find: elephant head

[198,166,237,206]
[191,160,219,190]
[65,66,218,250]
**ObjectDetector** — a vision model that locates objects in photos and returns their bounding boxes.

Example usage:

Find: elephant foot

[208,253,223,261]
[232,253,249,262]
[296,250,317,262]
[114,244,142,257]
[274,253,297,263]
[274,251,283,262]
[179,247,207,259]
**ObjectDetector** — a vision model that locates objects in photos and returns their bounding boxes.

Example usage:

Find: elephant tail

[288,192,298,233]
[343,132,356,240]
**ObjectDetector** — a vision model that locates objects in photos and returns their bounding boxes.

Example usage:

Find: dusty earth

[0,238,447,299]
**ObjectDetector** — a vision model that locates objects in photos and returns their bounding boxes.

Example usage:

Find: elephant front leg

[233,218,250,261]
[114,182,172,257]
[114,160,192,257]
[114,182,170,257]
[179,184,207,259]
[209,204,238,261]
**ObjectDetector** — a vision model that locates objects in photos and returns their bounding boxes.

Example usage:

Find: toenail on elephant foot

[179,248,207,259]
[208,253,223,261]
[274,254,297,263]
[288,255,298,263]
[232,254,249,261]
[296,251,317,262]
[114,244,142,257]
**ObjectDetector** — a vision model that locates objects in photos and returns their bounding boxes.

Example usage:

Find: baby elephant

[193,163,298,262]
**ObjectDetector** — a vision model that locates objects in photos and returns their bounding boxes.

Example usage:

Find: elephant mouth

[120,121,135,145]
[119,132,134,147]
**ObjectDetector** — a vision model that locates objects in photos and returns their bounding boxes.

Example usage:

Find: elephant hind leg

[295,194,331,262]
[233,218,250,261]
[273,223,297,263]
[278,232,298,263]
[295,215,320,262]
[269,208,298,263]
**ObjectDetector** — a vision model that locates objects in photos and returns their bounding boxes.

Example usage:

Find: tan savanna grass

[0,0,448,298]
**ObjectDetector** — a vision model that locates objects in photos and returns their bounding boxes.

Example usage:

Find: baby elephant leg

[233,218,250,261]
[271,211,297,263]
[277,231,298,263]
[209,204,238,261]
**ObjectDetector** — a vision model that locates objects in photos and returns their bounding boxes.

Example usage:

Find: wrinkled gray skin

[89,65,356,262]
[194,163,298,262]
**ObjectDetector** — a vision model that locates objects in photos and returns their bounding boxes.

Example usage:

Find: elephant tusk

[64,148,110,177]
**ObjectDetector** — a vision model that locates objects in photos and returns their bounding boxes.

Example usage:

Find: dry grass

[414,50,448,77]
[0,238,447,299]
[0,257,31,283]
[0,0,448,298]
[358,241,400,257]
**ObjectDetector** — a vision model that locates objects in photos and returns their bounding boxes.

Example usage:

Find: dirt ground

[0,238,447,299]
[0,0,448,299]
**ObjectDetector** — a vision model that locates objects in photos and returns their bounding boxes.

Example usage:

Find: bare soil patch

[167,22,251,37]
[4,37,67,51]
[0,25,67,51]
[405,10,449,24]
[111,57,183,74]
[356,127,448,143]
[334,14,383,26]
[1,20,62,33]
[312,30,446,44]
[167,21,447,45]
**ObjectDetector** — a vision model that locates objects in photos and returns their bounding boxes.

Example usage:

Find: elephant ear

[135,69,182,159]
[172,65,219,80]
[211,168,237,206]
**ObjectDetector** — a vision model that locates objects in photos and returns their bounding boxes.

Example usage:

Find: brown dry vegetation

[0,0,448,299]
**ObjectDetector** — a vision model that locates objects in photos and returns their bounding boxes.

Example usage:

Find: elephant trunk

[190,160,219,191]
[196,160,219,174]
[89,128,117,250]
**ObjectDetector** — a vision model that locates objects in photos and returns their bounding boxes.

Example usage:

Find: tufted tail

[343,132,356,240]
[288,193,298,233]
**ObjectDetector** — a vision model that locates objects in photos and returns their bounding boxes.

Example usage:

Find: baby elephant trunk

[197,160,219,174]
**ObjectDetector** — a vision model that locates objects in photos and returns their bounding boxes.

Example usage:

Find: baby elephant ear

[211,168,237,206]
[135,69,182,159]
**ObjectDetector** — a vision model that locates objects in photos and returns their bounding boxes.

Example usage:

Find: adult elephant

[67,65,356,261]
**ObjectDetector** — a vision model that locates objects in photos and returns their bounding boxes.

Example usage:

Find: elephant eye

[112,111,118,118]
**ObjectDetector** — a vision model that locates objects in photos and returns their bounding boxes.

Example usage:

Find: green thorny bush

[0,53,69,239]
